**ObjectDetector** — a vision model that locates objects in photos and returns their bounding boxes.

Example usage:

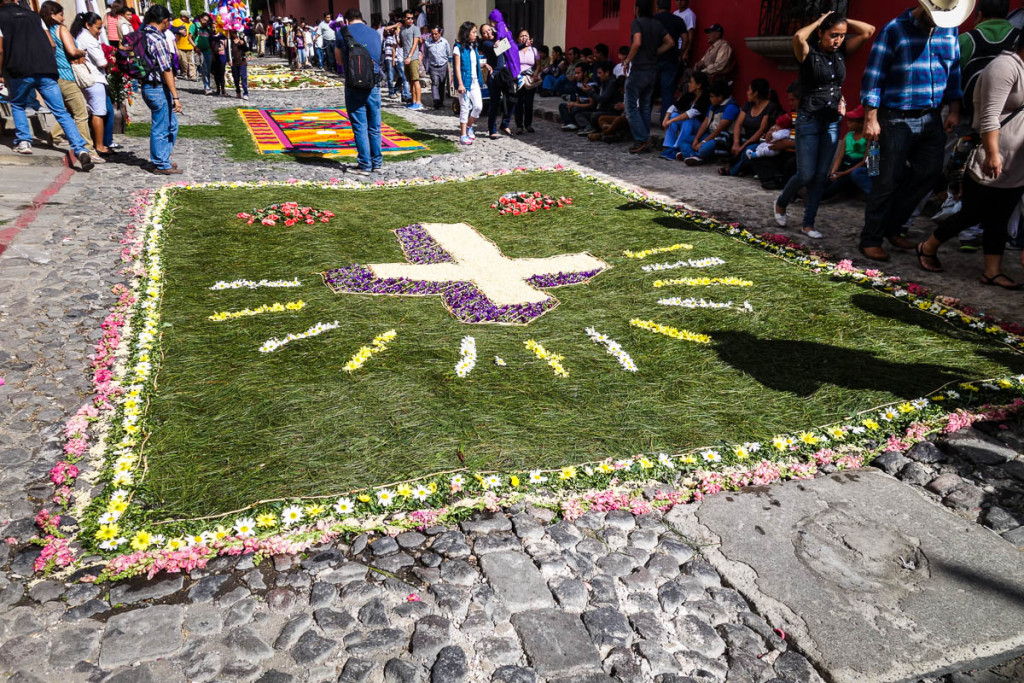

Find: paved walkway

[1,62,1023,682]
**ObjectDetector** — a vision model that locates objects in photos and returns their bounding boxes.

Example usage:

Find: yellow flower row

[524,339,570,377]
[208,300,306,322]
[652,277,753,288]
[622,243,693,259]
[342,329,398,373]
[629,318,711,344]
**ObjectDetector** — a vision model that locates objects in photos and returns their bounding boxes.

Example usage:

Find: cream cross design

[324,222,609,325]
[368,223,607,307]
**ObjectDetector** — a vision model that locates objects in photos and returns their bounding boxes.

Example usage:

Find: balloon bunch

[215,0,249,32]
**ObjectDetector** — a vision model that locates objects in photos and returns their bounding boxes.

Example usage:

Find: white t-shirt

[674,8,696,30]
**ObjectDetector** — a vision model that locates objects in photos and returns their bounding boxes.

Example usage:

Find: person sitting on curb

[0,0,94,168]
[693,23,734,82]
[681,80,740,165]
[659,70,710,160]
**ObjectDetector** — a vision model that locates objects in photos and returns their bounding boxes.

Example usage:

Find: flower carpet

[237,64,343,90]
[239,108,428,157]
[43,169,1024,579]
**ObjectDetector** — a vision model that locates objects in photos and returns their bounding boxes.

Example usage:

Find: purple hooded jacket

[488,8,520,78]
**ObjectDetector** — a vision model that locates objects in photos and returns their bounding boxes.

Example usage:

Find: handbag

[948,103,1024,185]
[71,61,96,89]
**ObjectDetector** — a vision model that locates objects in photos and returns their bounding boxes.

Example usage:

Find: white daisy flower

[281,505,304,526]
[333,497,356,515]
[233,518,257,538]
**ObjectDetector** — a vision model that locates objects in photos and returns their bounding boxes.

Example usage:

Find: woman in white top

[72,11,111,156]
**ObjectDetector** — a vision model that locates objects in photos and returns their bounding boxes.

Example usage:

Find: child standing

[453,21,483,146]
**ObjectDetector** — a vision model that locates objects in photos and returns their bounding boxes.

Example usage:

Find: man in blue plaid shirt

[858,0,973,261]
[139,4,184,175]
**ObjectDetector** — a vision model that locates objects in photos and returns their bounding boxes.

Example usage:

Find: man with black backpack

[338,8,382,176]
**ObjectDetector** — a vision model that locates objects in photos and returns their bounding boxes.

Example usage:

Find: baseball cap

[704,23,724,34]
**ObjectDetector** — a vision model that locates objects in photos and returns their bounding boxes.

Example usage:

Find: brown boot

[588,132,602,142]
[888,235,915,251]
[858,245,889,261]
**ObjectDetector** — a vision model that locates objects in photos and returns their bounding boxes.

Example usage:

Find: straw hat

[917,0,976,29]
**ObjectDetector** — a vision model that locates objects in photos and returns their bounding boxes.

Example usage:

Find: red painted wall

[564,1,977,107]
[269,0,359,22]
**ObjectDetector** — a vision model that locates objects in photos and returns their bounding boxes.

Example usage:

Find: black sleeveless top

[799,42,845,114]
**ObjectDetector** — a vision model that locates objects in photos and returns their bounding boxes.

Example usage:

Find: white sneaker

[14,141,32,154]
[802,227,823,239]
[561,123,578,131]
[773,203,787,227]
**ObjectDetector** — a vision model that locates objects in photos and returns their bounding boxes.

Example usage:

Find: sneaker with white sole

[14,141,32,154]
[773,203,788,227]
[467,127,476,140]
[683,156,703,166]
[561,123,578,131]
[802,227,823,239]
[77,151,94,171]
[460,135,474,145]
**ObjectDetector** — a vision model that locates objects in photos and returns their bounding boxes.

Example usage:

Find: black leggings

[487,74,516,133]
[515,87,536,129]
[211,57,226,93]
[933,176,1024,256]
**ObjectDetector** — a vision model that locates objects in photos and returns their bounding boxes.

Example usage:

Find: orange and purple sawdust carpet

[239,108,427,157]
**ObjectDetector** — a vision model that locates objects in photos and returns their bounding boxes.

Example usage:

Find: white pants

[460,84,482,124]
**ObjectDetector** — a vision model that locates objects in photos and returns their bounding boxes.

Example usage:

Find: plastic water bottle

[867,141,880,177]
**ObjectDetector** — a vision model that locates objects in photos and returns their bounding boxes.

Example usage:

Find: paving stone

[351,534,369,555]
[546,522,583,549]
[187,574,228,603]
[429,584,472,620]
[255,671,296,683]
[906,441,947,464]
[372,536,400,556]
[511,609,603,677]
[309,580,338,608]
[512,514,544,541]
[480,551,554,612]
[605,646,644,682]
[476,635,522,666]
[302,548,345,573]
[645,552,681,580]
[344,628,408,656]
[677,598,731,627]
[628,528,659,550]
[48,624,101,669]
[109,576,185,606]
[680,559,720,588]
[474,532,521,555]
[943,428,1018,465]
[226,626,275,662]
[461,512,513,535]
[64,584,101,608]
[1002,526,1024,548]
[440,559,480,586]
[871,450,911,475]
[635,640,681,676]
[708,586,748,613]
[899,461,933,487]
[224,597,257,628]
[596,553,634,577]
[99,604,185,669]
[315,607,356,634]
[550,577,588,611]
[358,597,390,627]
[397,531,427,549]
[273,614,313,650]
[27,580,64,604]
[604,510,637,531]
[587,575,620,608]
[375,553,417,573]
[431,645,468,682]
[411,615,451,662]
[65,599,108,621]
[629,610,667,641]
[242,568,267,591]
[943,484,987,510]
[985,506,1024,533]
[265,587,297,612]
[320,562,370,583]
[926,472,966,496]
[340,657,378,682]
[597,528,627,550]
[774,651,825,683]
[582,607,633,649]
[673,615,727,659]
[717,622,765,654]
[656,537,695,564]
[384,658,426,683]
[490,665,537,683]
[575,537,608,558]
[290,629,338,664]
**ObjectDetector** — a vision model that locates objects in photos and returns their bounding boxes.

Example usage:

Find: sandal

[916,243,943,273]
[488,133,499,140]
[980,273,1023,290]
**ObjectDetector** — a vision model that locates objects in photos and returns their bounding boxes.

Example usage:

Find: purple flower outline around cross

[322,223,610,325]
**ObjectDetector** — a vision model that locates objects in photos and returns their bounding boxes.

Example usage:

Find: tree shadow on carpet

[709,330,968,398]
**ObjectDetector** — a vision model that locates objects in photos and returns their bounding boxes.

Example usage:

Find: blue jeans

[200,51,212,90]
[103,91,114,147]
[656,61,677,120]
[315,46,325,67]
[141,83,178,170]
[346,86,382,170]
[385,58,397,95]
[661,117,702,157]
[693,134,731,160]
[232,63,248,96]
[861,108,946,248]
[824,165,873,200]
[7,74,88,154]
[624,68,657,144]
[776,111,839,228]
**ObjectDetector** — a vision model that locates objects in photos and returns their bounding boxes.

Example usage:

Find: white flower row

[210,278,302,290]
[641,257,726,272]
[455,336,477,378]
[585,327,639,372]
[259,321,341,353]
[657,297,753,312]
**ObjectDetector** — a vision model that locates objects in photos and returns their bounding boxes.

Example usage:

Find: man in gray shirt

[397,10,423,109]
[316,13,336,73]
[423,25,451,109]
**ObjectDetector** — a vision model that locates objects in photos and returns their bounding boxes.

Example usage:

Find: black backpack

[343,28,377,89]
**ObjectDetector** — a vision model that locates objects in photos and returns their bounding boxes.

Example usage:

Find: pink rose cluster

[491,192,573,216]
[237,202,335,226]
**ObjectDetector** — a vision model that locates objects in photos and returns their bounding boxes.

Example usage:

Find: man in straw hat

[858,0,975,261]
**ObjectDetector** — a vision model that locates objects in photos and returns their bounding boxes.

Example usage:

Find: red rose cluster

[237,203,335,226]
[491,192,573,216]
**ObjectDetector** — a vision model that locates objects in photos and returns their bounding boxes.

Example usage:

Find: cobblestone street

[2,62,1024,682]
